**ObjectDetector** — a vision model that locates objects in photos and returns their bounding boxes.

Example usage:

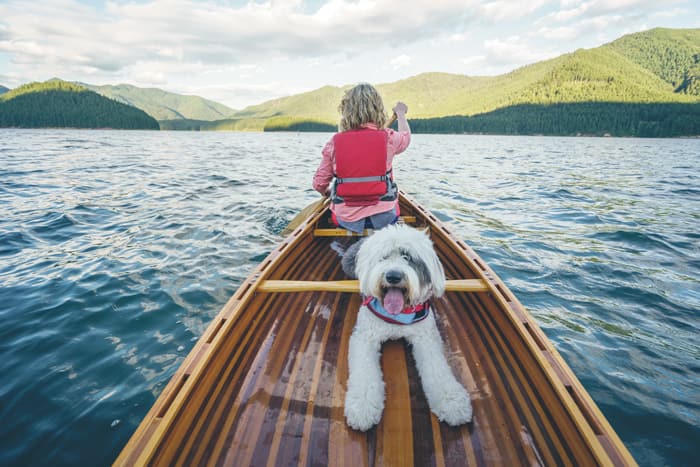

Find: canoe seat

[314,216,418,237]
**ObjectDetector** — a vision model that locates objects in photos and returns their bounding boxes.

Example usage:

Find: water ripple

[0,130,698,466]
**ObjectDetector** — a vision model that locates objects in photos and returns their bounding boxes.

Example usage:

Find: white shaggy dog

[343,224,472,431]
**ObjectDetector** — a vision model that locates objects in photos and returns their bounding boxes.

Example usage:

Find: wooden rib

[412,189,633,466]
[436,233,569,464]
[114,192,636,467]
[219,247,341,466]
[329,293,368,467]
[296,290,347,467]
[265,277,346,466]
[172,240,328,464]
[377,341,414,466]
[257,279,489,293]
[183,235,331,465]
[203,245,327,465]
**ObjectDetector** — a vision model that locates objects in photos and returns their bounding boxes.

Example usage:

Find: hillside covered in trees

[3,28,698,136]
[82,83,237,121]
[0,80,159,130]
[176,27,699,137]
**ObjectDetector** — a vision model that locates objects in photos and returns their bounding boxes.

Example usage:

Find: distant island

[1,27,698,136]
[0,80,159,130]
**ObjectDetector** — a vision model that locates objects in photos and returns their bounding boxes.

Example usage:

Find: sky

[0,0,698,109]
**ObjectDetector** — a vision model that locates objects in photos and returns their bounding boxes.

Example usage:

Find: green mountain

[0,80,160,129]
[0,85,9,96]
[240,28,699,118]
[607,28,700,94]
[82,83,237,121]
[176,27,698,136]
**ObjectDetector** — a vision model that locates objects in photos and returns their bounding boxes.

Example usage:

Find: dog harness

[362,296,430,325]
[331,128,398,207]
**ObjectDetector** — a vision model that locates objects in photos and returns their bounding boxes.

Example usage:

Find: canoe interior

[115,192,635,466]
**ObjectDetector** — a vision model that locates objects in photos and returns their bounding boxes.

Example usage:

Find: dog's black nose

[385,270,403,284]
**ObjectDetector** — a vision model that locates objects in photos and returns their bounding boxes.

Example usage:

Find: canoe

[115,191,636,466]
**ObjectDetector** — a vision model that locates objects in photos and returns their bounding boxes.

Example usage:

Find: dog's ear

[421,237,446,297]
[429,251,446,297]
[416,228,445,297]
[341,240,363,279]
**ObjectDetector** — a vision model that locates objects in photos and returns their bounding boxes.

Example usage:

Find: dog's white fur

[344,224,472,431]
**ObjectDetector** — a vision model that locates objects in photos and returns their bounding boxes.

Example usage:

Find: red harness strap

[362,296,430,325]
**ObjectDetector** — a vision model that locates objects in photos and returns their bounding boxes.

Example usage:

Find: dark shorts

[334,205,400,233]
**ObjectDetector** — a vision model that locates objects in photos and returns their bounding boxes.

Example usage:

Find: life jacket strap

[336,174,387,184]
[332,170,396,205]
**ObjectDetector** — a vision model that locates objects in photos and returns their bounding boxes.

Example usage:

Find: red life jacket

[332,128,393,207]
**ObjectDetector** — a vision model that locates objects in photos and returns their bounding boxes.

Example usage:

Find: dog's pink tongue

[383,288,405,315]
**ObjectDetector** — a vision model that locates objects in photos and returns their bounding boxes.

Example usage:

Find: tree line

[261,102,700,137]
[0,81,159,129]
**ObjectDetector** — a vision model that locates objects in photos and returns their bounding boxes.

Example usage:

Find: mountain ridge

[224,27,699,126]
[81,83,237,121]
[2,27,699,135]
[0,80,160,129]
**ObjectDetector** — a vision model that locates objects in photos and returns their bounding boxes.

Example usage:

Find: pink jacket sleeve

[386,128,411,160]
[313,139,335,194]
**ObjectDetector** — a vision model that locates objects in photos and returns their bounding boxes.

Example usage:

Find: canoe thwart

[256,279,489,293]
[314,217,421,237]
[313,228,372,237]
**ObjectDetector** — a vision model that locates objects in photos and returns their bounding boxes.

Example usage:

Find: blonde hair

[338,83,387,131]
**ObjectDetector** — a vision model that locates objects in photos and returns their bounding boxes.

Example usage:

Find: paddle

[280,197,328,236]
[280,112,400,236]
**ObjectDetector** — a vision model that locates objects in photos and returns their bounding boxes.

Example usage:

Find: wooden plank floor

[115,195,635,466]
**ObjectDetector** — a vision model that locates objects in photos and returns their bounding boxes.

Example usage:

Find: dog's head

[355,224,446,313]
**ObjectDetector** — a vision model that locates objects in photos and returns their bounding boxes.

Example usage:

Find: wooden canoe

[115,192,636,466]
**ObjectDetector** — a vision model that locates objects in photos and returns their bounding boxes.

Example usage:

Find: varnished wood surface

[256,279,489,293]
[115,193,636,466]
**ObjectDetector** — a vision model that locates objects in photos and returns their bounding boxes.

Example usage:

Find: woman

[312,83,411,232]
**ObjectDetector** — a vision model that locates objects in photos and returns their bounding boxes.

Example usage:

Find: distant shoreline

[2,126,697,139]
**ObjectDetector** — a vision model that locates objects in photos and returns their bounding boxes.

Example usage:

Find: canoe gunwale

[114,198,330,466]
[114,192,636,466]
[399,191,635,466]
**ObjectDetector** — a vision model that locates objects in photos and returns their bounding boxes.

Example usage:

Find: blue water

[1,130,698,466]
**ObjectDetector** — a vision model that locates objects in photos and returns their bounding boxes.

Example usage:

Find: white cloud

[547,0,680,22]
[483,36,558,67]
[534,25,579,41]
[0,1,478,84]
[650,7,689,19]
[0,0,697,106]
[390,54,412,69]
[479,0,552,21]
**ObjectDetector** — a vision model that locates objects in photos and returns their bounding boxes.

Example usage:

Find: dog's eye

[401,254,411,262]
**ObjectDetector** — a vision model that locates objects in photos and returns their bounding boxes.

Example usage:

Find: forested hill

[181,27,698,137]
[607,28,700,94]
[0,80,159,129]
[82,83,237,121]
[0,85,9,96]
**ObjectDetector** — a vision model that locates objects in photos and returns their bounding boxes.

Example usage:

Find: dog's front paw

[344,385,384,431]
[431,384,472,426]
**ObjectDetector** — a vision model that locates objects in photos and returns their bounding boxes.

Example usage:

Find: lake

[0,130,698,466]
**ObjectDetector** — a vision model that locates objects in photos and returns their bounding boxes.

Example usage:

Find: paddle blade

[281,198,328,236]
